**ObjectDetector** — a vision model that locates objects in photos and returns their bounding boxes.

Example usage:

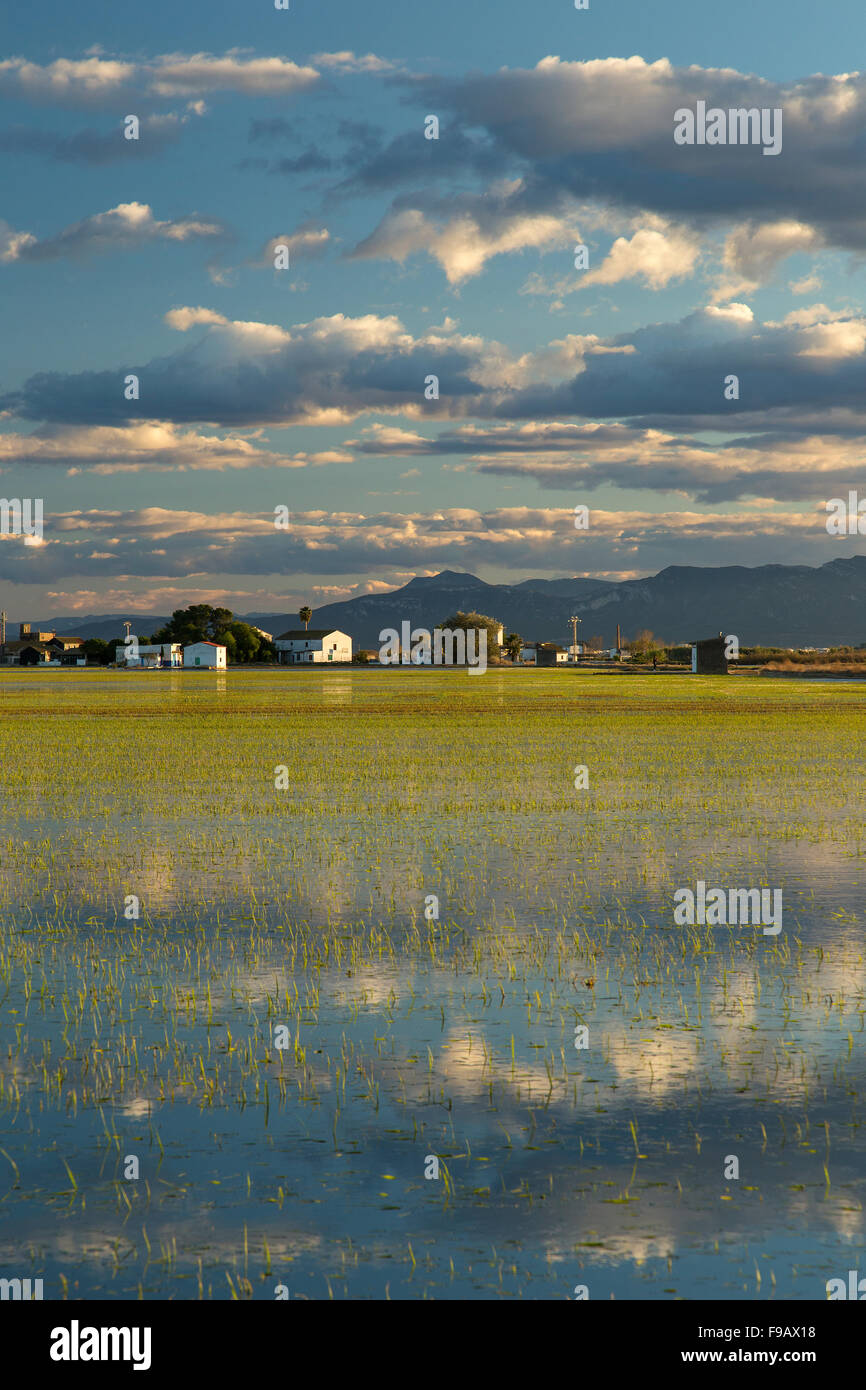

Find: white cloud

[163,306,229,331]
[764,303,866,358]
[0,421,353,472]
[712,219,824,301]
[0,202,223,263]
[773,303,853,328]
[580,223,701,290]
[704,302,754,323]
[795,318,866,358]
[0,223,37,262]
[0,55,136,101]
[311,52,396,73]
[349,196,575,284]
[259,227,330,266]
[0,52,321,104]
[789,273,822,294]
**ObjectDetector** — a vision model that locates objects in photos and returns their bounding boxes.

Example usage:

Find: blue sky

[3,0,866,617]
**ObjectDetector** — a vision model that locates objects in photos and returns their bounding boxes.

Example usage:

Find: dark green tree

[82,637,110,664]
[152,604,234,646]
[504,632,522,663]
[225,621,263,663]
[439,611,503,664]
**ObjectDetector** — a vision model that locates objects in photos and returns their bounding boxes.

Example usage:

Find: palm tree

[505,632,522,664]
[299,606,312,631]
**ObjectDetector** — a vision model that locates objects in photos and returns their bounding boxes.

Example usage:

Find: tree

[299,606,312,630]
[228,621,258,663]
[628,628,655,661]
[82,638,110,665]
[439,611,503,664]
[586,633,605,652]
[627,629,670,664]
[152,605,233,646]
[504,632,522,663]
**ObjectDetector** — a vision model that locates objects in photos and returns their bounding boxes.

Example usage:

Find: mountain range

[13,554,866,648]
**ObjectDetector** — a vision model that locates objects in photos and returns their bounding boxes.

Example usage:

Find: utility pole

[0,610,5,648]
[616,623,622,661]
[570,614,581,663]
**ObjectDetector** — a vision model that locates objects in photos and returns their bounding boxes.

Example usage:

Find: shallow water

[0,669,863,1299]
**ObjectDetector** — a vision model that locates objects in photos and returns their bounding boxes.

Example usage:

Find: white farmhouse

[519,642,569,665]
[115,642,182,669]
[183,641,227,669]
[273,628,353,664]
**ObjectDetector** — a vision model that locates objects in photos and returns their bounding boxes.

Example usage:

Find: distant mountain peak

[15,552,866,649]
[404,570,488,589]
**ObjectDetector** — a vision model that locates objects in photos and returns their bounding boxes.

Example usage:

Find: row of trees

[82,604,278,665]
[79,601,699,668]
[369,612,681,664]
[434,613,659,663]
[149,606,278,663]
[740,645,866,665]
[86,603,322,665]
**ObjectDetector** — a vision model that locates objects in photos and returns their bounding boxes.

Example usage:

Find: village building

[0,639,39,665]
[691,633,729,674]
[19,642,53,665]
[115,642,182,669]
[48,636,85,663]
[183,641,227,669]
[273,629,353,665]
[0,623,84,665]
[519,642,568,666]
[536,642,568,667]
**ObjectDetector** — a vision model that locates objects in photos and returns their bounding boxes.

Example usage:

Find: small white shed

[184,641,227,669]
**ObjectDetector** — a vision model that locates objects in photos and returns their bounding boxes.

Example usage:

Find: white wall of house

[115,643,182,668]
[274,630,352,663]
[183,642,227,669]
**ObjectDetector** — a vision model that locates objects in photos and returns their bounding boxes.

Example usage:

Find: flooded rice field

[0,669,863,1299]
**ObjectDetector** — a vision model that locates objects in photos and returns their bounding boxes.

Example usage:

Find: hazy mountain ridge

[16,555,866,647]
